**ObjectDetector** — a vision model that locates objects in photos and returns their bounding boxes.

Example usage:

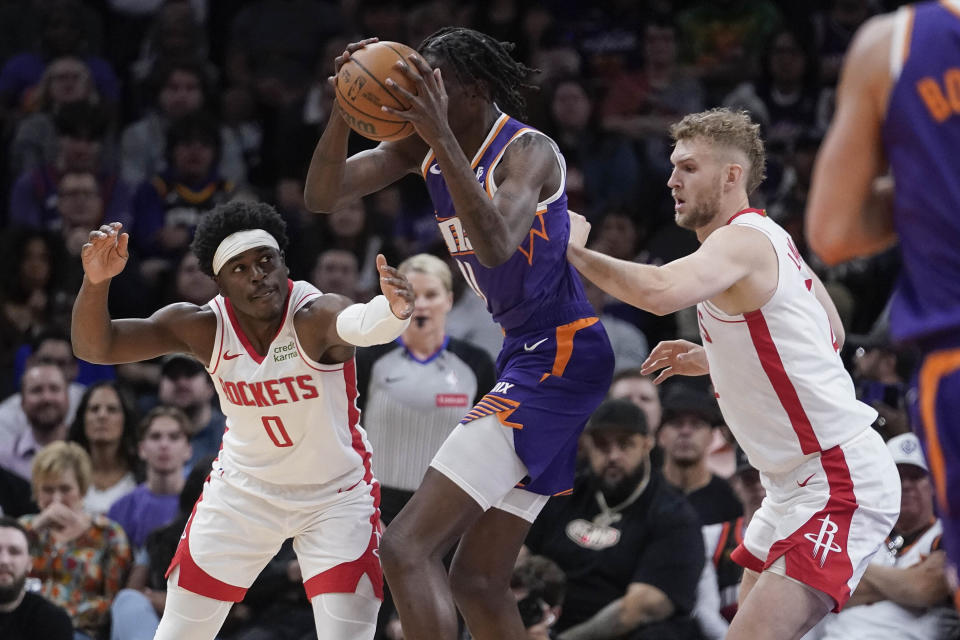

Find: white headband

[212,229,280,275]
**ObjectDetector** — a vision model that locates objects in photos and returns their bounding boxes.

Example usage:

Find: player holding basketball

[565,108,899,640]
[71,201,415,640]
[305,27,614,640]
[805,1,960,587]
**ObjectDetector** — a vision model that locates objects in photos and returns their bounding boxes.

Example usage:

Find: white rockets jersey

[697,210,876,473]
[205,280,372,485]
[821,520,950,640]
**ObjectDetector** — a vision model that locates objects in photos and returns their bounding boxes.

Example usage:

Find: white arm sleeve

[335,295,410,347]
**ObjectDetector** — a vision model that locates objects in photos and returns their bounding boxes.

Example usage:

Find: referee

[355,254,496,524]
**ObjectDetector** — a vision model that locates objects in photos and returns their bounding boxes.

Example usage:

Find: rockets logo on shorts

[804,515,843,567]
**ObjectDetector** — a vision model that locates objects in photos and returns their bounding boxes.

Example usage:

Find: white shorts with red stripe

[731,428,899,611]
[167,460,382,602]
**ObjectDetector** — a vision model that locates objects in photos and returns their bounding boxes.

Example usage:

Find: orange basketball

[335,41,419,142]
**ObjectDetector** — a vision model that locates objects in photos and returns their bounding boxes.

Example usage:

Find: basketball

[335,41,419,142]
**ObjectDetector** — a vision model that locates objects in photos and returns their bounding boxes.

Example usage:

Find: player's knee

[449,565,502,608]
[380,525,422,576]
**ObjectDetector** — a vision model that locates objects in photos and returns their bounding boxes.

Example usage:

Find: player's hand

[81,222,129,284]
[567,210,590,250]
[641,339,710,384]
[329,37,379,86]
[34,502,81,531]
[381,53,451,146]
[377,254,414,320]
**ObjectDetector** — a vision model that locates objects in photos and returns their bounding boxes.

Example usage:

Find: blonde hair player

[566,108,900,640]
[71,200,414,640]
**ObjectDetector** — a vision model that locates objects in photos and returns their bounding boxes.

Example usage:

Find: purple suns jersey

[420,113,592,333]
[882,1,960,344]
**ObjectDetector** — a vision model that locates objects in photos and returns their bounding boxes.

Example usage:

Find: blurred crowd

[0,1,943,639]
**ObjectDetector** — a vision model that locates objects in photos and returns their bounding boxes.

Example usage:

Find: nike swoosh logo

[223,352,242,360]
[429,164,442,175]
[524,338,549,352]
[797,473,815,488]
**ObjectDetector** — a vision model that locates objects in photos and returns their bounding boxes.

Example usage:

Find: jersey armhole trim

[484,130,566,207]
[207,297,227,375]
[890,5,915,82]
[730,221,782,313]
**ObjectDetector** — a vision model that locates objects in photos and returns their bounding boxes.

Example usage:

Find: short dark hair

[191,201,289,277]
[167,111,221,154]
[68,380,140,473]
[138,405,191,442]
[0,515,29,544]
[418,27,538,119]
[150,57,208,104]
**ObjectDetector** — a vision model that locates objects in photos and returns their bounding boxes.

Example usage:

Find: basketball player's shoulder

[846,11,898,78]
[154,301,218,330]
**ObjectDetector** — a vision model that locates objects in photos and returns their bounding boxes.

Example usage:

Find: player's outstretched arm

[566,212,756,316]
[641,340,710,384]
[72,223,212,365]
[303,39,426,213]
[806,14,897,265]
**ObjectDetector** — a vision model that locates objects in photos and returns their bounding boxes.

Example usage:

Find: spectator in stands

[658,387,742,525]
[162,250,218,307]
[355,253,496,525]
[8,102,131,233]
[310,249,362,300]
[511,554,567,640]
[67,381,139,515]
[697,447,766,633]
[20,441,131,638]
[8,56,102,178]
[107,406,191,550]
[0,329,87,441]
[53,170,108,289]
[543,76,641,218]
[155,354,224,469]
[0,515,72,640]
[120,59,245,187]
[131,111,236,281]
[820,433,952,639]
[0,0,119,113]
[608,368,663,433]
[0,230,72,395]
[525,399,705,638]
[0,363,70,481]
[850,328,911,441]
[110,455,212,640]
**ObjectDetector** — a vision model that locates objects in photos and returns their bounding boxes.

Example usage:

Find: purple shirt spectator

[107,485,179,548]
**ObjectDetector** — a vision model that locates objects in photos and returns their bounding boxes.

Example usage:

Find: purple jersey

[421,113,592,333]
[882,1,960,344]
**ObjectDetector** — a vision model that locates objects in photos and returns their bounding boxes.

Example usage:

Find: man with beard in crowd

[0,516,72,639]
[524,399,704,639]
[0,362,70,480]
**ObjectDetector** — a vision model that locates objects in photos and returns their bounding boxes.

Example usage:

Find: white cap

[886,433,928,471]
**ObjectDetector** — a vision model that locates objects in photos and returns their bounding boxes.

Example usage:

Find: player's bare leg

[311,575,380,640]
[380,468,485,640]
[447,506,532,640]
[737,567,760,605]
[727,571,832,640]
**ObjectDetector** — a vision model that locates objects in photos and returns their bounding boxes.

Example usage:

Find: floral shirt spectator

[19,513,132,633]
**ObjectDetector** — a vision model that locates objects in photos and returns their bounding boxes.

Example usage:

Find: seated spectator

[356,254,496,525]
[8,56,103,178]
[0,0,119,113]
[68,381,139,515]
[20,441,132,638]
[819,433,953,639]
[8,102,131,233]
[131,111,236,282]
[525,399,705,639]
[608,368,663,432]
[310,249,361,300]
[0,329,87,441]
[110,456,212,640]
[107,406,191,550]
[53,170,108,289]
[0,229,73,398]
[697,447,766,634]
[162,250,218,307]
[511,554,567,640]
[0,515,72,640]
[153,354,225,469]
[658,387,742,525]
[120,59,245,187]
[0,362,70,481]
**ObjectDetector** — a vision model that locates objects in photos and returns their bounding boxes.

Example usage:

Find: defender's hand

[641,339,710,384]
[381,53,451,146]
[81,222,129,284]
[567,210,590,250]
[377,254,414,320]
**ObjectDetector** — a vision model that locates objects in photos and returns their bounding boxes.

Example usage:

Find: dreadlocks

[418,27,538,119]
